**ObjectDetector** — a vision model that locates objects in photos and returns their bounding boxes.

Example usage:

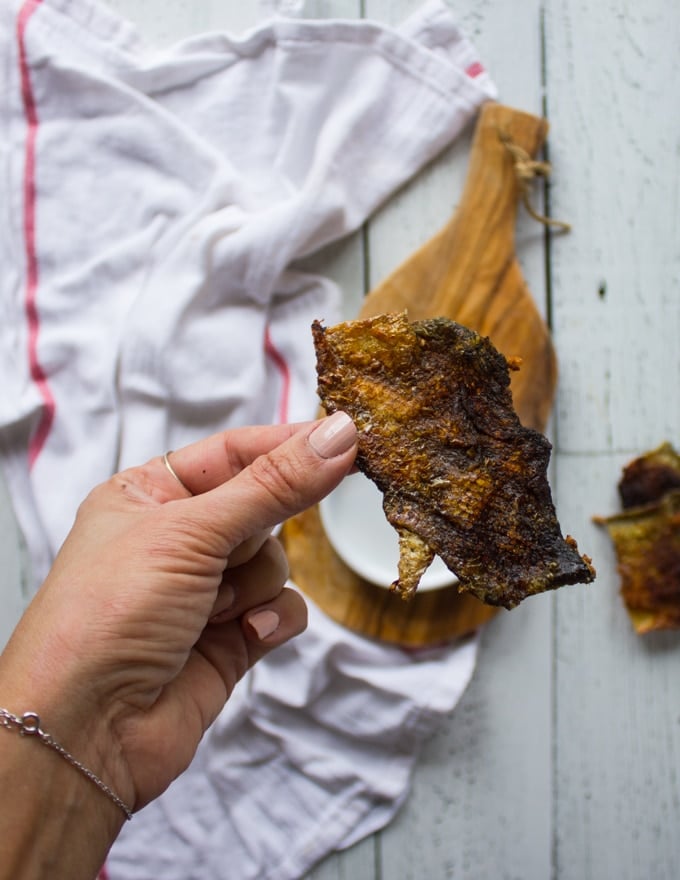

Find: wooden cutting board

[281,103,558,647]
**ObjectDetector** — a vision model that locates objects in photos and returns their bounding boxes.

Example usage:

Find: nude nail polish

[248,609,280,640]
[309,411,357,459]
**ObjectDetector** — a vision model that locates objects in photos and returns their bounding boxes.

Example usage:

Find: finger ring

[162,451,192,495]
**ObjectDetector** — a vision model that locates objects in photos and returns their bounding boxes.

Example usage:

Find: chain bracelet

[0,708,133,821]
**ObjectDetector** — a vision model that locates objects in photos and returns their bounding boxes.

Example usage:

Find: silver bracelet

[0,708,133,821]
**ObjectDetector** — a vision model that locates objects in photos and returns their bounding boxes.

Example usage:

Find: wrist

[0,708,133,819]
[0,614,136,824]
[0,705,127,879]
[0,583,137,811]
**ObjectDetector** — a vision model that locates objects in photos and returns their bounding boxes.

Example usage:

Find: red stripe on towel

[465,61,485,79]
[17,0,54,469]
[264,325,291,424]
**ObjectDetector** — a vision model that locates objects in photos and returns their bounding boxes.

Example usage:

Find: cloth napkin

[0,0,496,876]
[110,599,478,879]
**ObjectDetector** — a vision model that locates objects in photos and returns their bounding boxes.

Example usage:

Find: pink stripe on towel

[17,0,55,469]
[264,325,291,424]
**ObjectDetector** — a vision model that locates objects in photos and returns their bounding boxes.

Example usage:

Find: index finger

[164,421,315,495]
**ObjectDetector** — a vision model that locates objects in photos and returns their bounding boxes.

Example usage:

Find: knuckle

[146,508,224,570]
[248,450,306,510]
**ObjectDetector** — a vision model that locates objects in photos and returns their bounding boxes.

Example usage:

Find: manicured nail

[248,609,280,640]
[309,411,357,459]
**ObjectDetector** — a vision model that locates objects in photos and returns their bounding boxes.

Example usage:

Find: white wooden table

[1,1,679,878]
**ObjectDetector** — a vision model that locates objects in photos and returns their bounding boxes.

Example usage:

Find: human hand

[0,412,357,822]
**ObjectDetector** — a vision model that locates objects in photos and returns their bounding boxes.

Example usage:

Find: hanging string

[498,128,571,233]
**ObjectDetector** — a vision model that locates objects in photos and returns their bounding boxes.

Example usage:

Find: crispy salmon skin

[313,312,595,606]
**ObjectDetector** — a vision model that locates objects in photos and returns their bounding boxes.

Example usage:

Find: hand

[0,413,357,824]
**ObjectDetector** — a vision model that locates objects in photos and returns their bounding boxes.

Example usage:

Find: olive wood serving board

[281,103,558,647]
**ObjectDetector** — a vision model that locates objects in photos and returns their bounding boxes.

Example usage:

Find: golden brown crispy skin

[597,491,680,634]
[617,442,680,509]
[596,443,680,634]
[313,313,595,607]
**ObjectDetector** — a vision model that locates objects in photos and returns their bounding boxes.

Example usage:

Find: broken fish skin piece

[617,441,680,509]
[595,442,680,634]
[312,312,595,607]
[595,489,680,634]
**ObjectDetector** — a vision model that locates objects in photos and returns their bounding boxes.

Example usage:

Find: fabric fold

[0,0,496,583]
[0,1,496,876]
[109,598,478,880]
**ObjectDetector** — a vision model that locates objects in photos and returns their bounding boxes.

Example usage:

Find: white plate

[319,472,457,591]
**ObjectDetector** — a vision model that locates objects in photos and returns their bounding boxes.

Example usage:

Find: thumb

[191,411,357,549]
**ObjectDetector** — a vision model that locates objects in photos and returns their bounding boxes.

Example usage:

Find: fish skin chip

[313,313,595,607]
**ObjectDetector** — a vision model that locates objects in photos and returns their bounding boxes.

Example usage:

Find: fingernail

[221,583,236,609]
[309,411,357,459]
[248,609,280,640]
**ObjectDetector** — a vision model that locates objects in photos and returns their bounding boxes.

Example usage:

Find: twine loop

[498,128,571,233]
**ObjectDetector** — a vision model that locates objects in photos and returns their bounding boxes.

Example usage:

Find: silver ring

[162,451,192,495]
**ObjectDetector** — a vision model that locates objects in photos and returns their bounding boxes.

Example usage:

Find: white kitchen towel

[109,599,478,880]
[0,0,496,588]
[0,0,495,876]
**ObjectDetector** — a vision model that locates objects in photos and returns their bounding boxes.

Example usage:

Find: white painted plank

[545,0,680,877]
[544,0,680,455]
[377,597,553,880]
[304,836,377,880]
[364,0,553,299]
[553,454,680,880]
[363,3,554,879]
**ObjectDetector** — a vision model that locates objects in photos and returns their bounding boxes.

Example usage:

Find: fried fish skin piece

[617,442,680,509]
[312,312,595,607]
[596,490,680,634]
[595,442,680,633]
